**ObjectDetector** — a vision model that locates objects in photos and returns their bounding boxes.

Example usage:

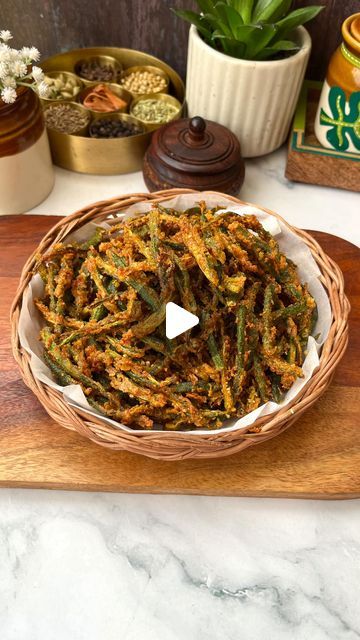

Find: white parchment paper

[18,193,332,435]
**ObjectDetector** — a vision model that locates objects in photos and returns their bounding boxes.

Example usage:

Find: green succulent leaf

[252,0,292,23]
[203,12,233,36]
[172,9,213,40]
[195,0,219,14]
[173,0,324,60]
[228,0,255,23]
[275,6,323,40]
[245,23,277,58]
[255,39,299,60]
[214,2,244,36]
[211,33,247,57]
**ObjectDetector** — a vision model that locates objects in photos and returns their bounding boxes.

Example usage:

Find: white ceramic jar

[0,88,54,215]
[186,25,311,158]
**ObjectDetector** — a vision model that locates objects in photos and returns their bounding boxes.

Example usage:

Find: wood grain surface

[1,215,359,498]
[1,0,358,82]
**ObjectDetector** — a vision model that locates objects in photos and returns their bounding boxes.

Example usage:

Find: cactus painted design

[319,86,360,152]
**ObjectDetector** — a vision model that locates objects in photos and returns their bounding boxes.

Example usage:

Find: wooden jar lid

[143,116,245,195]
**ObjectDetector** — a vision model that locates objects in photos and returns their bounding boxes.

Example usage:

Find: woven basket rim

[10,189,350,460]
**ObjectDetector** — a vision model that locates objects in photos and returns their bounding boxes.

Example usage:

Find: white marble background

[0,492,359,640]
[2,146,359,639]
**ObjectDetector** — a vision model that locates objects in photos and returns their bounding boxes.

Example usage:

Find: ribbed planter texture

[186,25,311,158]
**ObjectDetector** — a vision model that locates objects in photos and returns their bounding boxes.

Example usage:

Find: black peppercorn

[89,118,144,139]
[78,61,116,83]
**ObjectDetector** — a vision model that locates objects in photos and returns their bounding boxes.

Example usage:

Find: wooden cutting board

[1,215,359,499]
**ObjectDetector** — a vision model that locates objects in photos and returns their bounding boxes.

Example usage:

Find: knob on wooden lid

[143,116,245,195]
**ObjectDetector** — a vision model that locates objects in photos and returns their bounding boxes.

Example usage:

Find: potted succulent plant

[0,29,54,215]
[173,1,323,157]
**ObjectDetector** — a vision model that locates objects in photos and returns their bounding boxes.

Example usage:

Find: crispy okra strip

[104,253,160,311]
[244,281,261,311]
[54,253,74,332]
[221,332,234,414]
[253,354,270,403]
[141,335,167,354]
[43,349,74,386]
[207,333,223,370]
[263,354,303,378]
[246,385,261,413]
[174,255,197,315]
[272,301,307,321]
[124,227,154,263]
[262,283,276,356]
[287,338,297,364]
[41,329,115,401]
[72,267,89,316]
[46,263,57,312]
[124,303,166,340]
[79,227,104,251]
[200,204,226,264]
[59,300,141,343]
[90,304,107,322]
[35,300,83,329]
[107,337,145,358]
[110,372,167,407]
[234,304,246,393]
[148,207,161,261]
[180,220,219,287]
[270,374,282,403]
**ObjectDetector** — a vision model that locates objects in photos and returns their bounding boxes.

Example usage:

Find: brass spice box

[42,47,185,175]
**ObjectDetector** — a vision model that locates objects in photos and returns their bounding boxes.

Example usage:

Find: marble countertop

[3,148,359,639]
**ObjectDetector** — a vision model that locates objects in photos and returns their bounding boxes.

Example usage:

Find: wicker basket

[11,189,350,460]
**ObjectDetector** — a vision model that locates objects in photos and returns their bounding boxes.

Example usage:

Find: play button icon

[165,302,199,340]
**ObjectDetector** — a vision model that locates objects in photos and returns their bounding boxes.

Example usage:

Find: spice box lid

[143,116,245,195]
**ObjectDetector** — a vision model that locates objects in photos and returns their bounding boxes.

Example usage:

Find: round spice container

[74,55,122,85]
[78,83,131,114]
[143,115,245,195]
[42,71,83,102]
[130,93,181,131]
[43,102,90,135]
[89,113,145,138]
[120,65,169,96]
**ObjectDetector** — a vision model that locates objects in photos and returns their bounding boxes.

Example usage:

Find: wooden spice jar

[0,88,54,215]
[143,116,245,195]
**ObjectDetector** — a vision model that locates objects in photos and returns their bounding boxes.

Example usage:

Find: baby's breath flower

[21,46,40,62]
[2,75,16,88]
[0,45,10,63]
[0,37,44,104]
[29,46,40,61]
[12,59,28,77]
[8,47,20,61]
[0,30,12,42]
[31,65,44,82]
[0,61,8,78]
[37,80,50,98]
[1,86,17,103]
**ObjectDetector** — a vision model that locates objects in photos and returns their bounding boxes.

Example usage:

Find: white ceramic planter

[186,25,311,157]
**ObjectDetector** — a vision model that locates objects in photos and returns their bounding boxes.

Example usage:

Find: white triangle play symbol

[165,302,199,340]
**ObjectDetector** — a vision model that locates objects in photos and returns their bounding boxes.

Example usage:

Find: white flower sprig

[0,29,49,104]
